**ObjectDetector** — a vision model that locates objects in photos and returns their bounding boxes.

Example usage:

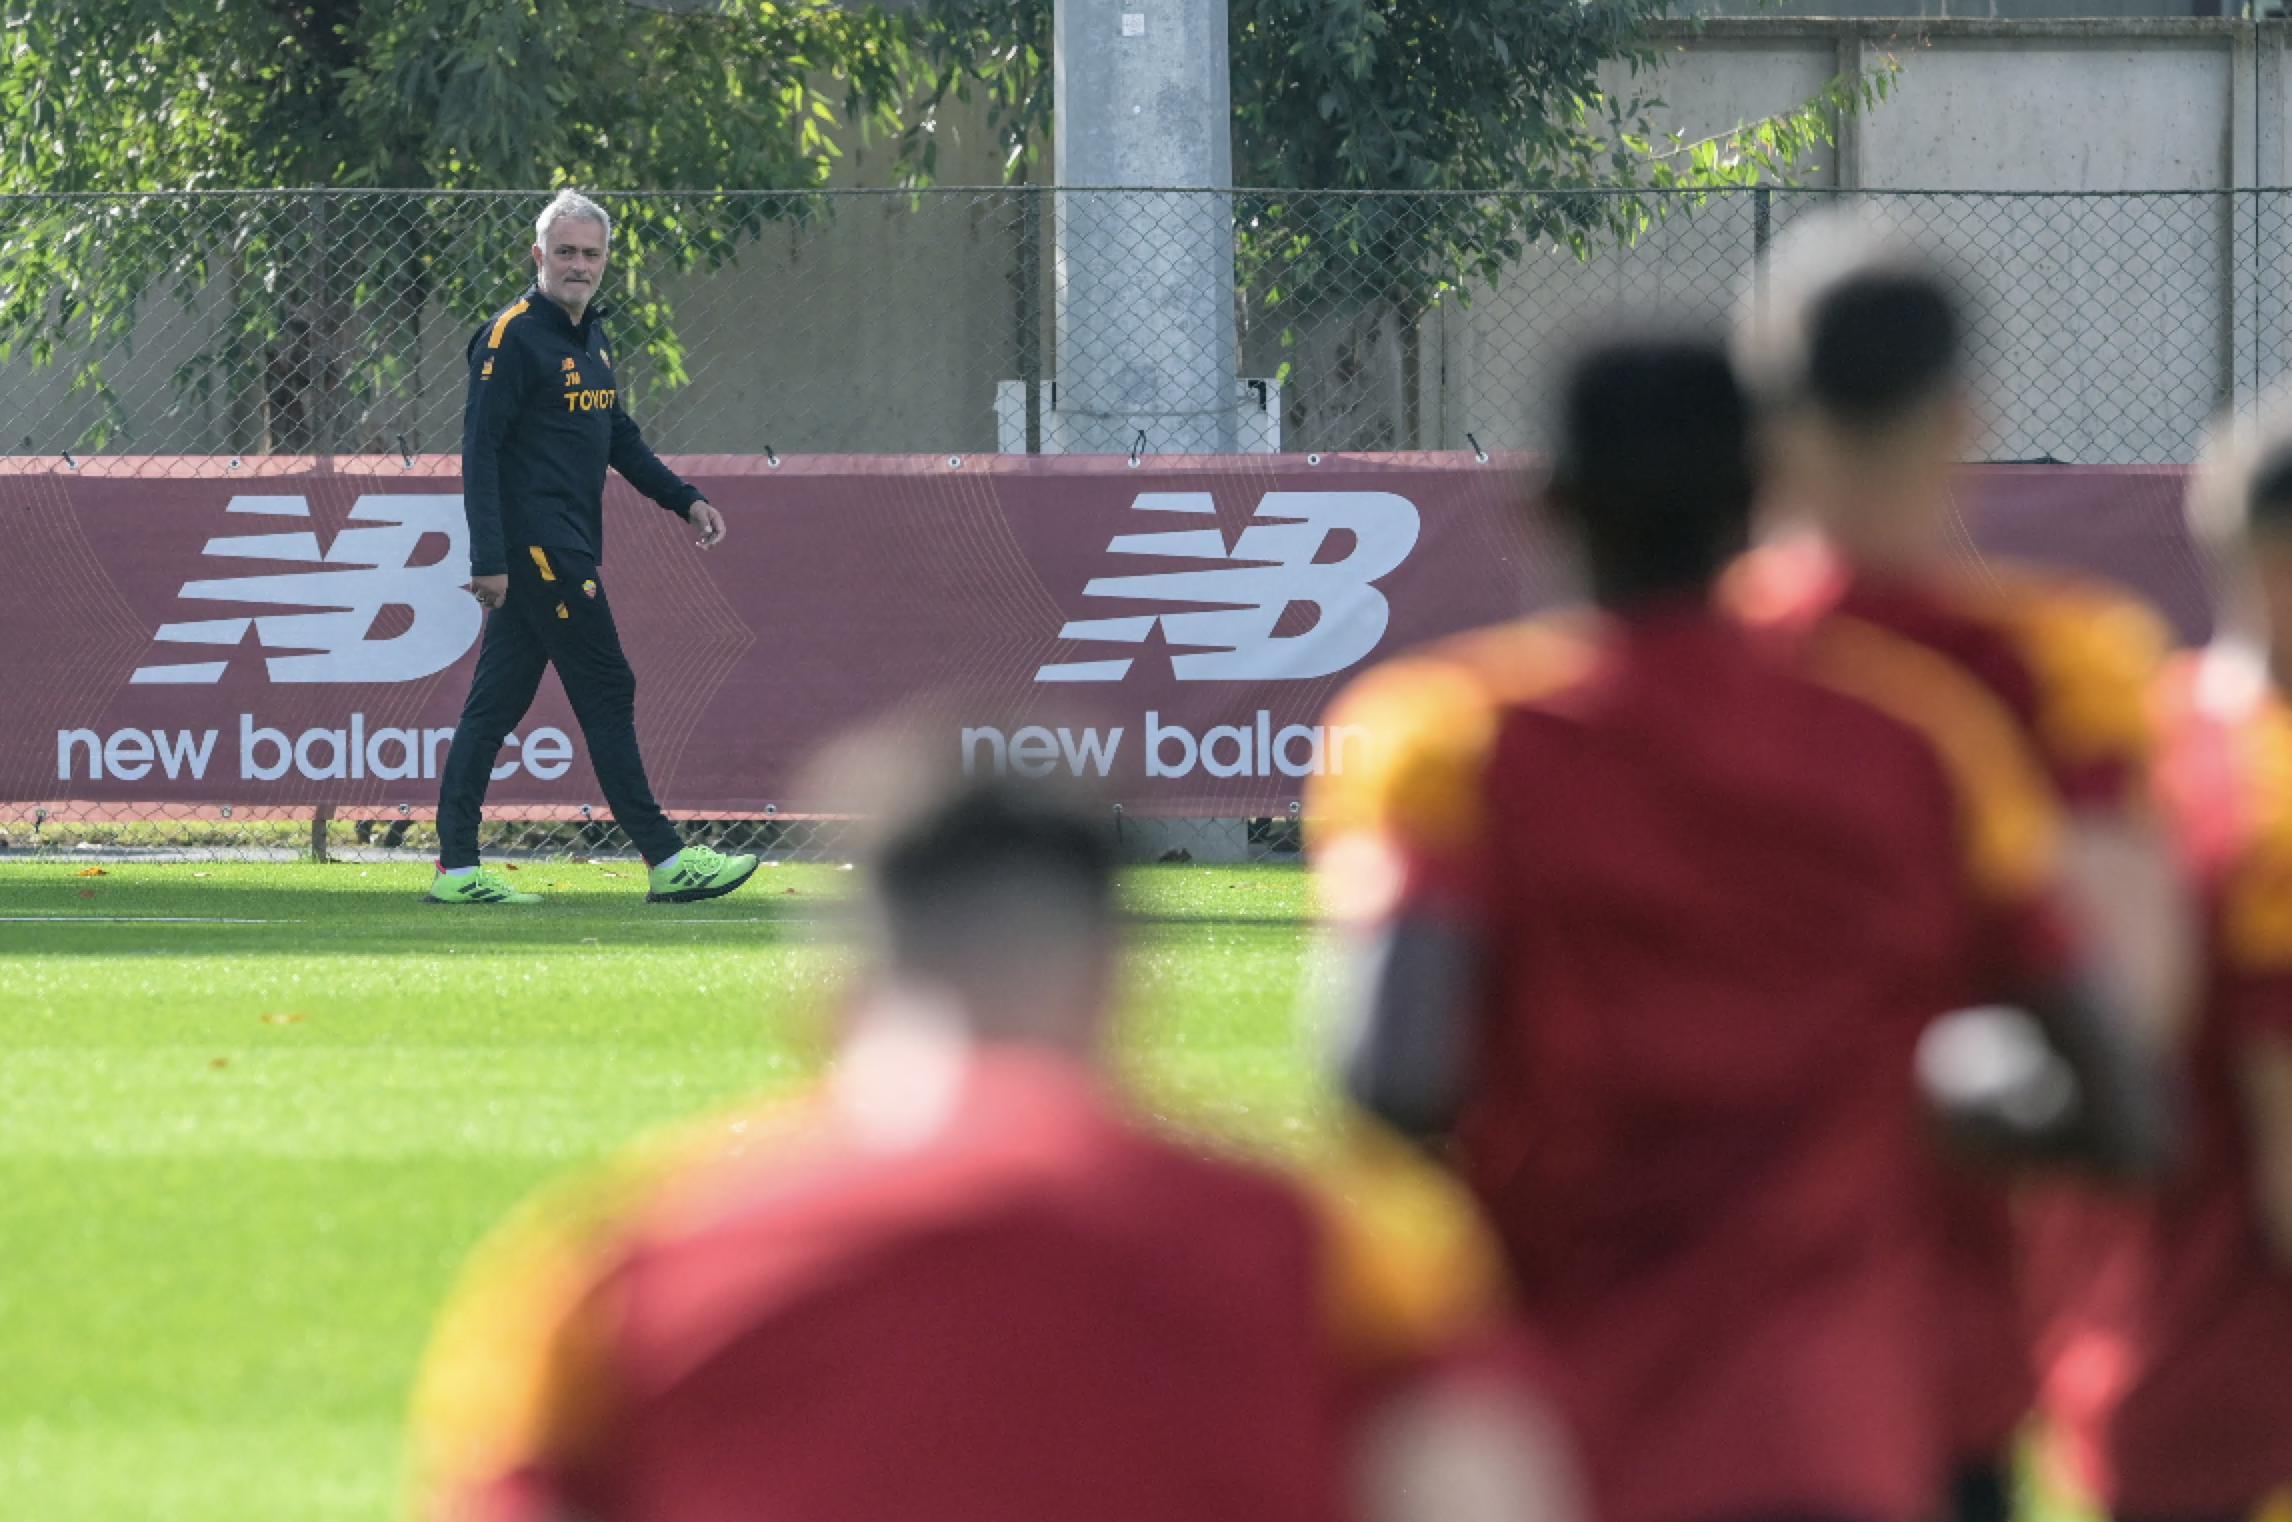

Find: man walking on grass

[428,188,759,907]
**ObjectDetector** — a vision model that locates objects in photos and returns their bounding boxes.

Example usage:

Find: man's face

[533,216,608,313]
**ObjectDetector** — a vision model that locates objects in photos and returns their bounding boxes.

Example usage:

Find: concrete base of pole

[996,379,1281,455]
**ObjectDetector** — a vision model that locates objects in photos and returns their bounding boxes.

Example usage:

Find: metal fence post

[1017,183,1046,453]
[1752,186,1772,311]
[307,187,331,455]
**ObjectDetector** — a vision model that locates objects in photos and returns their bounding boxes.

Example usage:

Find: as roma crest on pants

[582,579,598,598]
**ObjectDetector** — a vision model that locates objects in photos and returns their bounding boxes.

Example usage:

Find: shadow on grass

[0,862,1321,958]
[0,864,850,958]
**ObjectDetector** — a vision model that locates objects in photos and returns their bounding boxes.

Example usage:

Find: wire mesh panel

[0,184,2277,859]
[1,184,2276,464]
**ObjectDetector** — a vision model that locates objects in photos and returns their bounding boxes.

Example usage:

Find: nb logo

[131,494,481,686]
[1035,491,1421,683]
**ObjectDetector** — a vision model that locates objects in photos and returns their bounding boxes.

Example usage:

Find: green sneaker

[425,865,543,906]
[646,844,760,904]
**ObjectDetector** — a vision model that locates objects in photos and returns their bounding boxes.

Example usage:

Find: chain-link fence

[2,807,1293,868]
[5,184,2281,464]
[3,183,2275,861]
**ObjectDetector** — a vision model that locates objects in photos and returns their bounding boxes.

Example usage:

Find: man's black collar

[521,284,614,333]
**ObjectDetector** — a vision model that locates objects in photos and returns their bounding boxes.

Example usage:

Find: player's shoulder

[1933,559,2172,684]
[1311,613,1601,848]
[1933,560,2172,788]
[1156,1118,1509,1373]
[1796,613,2062,900]
[407,1090,832,1511]
[1122,1119,1327,1248]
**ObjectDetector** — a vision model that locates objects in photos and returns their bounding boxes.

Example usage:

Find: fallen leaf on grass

[261,1014,305,1025]
[209,1057,229,1069]
[77,889,95,899]
[76,867,106,877]
[784,887,799,895]
[502,863,522,871]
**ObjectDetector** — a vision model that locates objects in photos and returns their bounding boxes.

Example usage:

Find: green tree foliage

[0,0,908,449]
[899,0,1053,184]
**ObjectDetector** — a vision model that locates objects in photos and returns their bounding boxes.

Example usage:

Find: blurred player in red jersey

[2032,405,2292,1522]
[1313,332,2164,1522]
[1730,217,2189,1522]
[407,760,1585,1522]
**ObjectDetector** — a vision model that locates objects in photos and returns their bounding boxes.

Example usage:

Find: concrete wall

[1428,19,2292,463]
[1644,18,2246,192]
[639,94,1028,455]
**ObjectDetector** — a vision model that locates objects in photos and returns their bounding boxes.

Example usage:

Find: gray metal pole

[1052,0,1240,454]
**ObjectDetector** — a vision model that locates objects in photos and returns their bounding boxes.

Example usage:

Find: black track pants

[435,544,684,869]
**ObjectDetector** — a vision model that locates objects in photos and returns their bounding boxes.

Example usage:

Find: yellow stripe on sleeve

[1304,1119,1512,1371]
[1805,615,2063,903]
[487,300,531,350]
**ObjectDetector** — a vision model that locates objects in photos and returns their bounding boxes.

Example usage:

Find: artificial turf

[0,858,1332,1521]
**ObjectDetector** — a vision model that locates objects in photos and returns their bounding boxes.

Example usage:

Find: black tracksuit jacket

[459,286,702,578]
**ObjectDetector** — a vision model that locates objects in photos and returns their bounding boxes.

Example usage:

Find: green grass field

[0,858,1332,1521]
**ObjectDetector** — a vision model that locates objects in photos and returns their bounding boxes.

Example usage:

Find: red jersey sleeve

[406,1100,827,1521]
[1308,619,1594,928]
[1800,615,2074,997]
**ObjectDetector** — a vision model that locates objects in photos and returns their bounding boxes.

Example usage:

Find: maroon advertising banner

[0,454,2206,818]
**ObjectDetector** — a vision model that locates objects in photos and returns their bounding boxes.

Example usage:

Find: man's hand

[687,499,726,550]
[470,574,509,611]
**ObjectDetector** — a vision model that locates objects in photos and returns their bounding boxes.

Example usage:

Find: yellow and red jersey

[1311,598,2068,1522]
[2036,652,2292,1518]
[407,1050,1511,1522]
[1732,532,2175,1460]
[1729,532,2169,812]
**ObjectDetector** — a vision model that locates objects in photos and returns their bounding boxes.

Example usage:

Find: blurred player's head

[1735,214,1973,562]
[2191,393,2292,686]
[870,777,1119,1043]
[1543,332,1755,610]
[815,725,1121,1063]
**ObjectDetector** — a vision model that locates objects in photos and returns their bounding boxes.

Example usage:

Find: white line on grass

[0,916,302,924]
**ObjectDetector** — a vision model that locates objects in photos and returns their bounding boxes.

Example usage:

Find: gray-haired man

[430,190,757,906]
